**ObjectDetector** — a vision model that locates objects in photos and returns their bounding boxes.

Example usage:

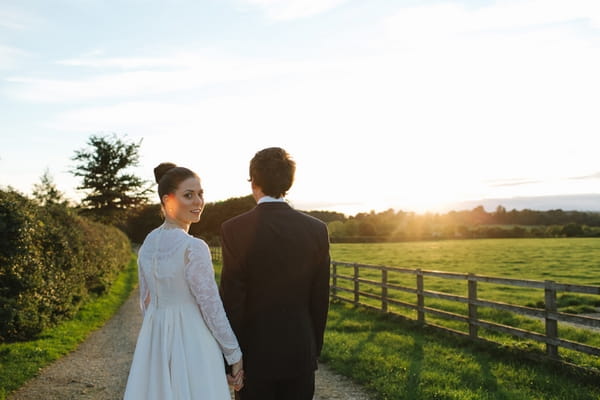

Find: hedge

[0,189,131,342]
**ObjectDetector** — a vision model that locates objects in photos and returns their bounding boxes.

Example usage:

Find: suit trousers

[235,371,315,400]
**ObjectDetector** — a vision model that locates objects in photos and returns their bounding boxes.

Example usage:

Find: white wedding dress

[124,223,241,400]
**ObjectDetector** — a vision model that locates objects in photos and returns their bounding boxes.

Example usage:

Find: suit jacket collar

[257,195,286,204]
[256,201,292,210]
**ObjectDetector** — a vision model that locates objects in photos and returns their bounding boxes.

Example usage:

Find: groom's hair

[249,147,296,198]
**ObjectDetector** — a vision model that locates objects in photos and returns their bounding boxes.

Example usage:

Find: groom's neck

[252,183,265,203]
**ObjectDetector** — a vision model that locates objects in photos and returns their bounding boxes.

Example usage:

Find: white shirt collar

[257,196,286,204]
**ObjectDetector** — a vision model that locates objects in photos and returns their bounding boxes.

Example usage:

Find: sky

[1,0,600,215]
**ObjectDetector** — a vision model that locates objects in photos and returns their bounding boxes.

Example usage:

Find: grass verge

[322,301,600,400]
[0,255,138,400]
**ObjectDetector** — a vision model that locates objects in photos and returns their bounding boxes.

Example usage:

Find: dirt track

[8,288,372,400]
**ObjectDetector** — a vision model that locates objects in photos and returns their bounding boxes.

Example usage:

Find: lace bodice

[137,224,241,365]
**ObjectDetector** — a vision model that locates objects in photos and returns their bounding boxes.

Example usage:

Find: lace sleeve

[138,257,150,315]
[185,239,242,365]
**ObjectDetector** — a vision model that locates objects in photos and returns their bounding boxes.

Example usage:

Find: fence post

[382,268,388,313]
[354,263,360,305]
[468,273,478,339]
[416,269,425,324]
[331,262,337,299]
[545,280,559,359]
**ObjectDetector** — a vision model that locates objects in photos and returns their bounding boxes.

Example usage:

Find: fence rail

[331,261,600,363]
[209,247,222,263]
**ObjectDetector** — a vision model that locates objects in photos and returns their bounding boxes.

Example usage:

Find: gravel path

[8,288,372,400]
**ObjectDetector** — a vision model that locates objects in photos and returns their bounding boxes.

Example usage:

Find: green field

[331,238,600,284]
[330,238,600,371]
[331,238,600,310]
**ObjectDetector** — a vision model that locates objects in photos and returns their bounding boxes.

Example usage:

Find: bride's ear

[162,194,170,205]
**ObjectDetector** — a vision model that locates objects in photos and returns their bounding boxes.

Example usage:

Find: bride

[124,163,243,399]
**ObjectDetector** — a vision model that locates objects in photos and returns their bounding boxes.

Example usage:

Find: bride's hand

[228,358,244,391]
[227,373,244,391]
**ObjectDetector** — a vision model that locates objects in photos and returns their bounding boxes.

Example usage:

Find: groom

[220,147,331,400]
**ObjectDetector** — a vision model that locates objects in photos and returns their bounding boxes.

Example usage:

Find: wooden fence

[208,246,599,366]
[331,261,600,363]
[209,247,222,263]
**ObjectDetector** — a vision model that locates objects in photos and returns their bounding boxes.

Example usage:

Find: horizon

[6,177,600,217]
[283,193,600,216]
[1,0,600,212]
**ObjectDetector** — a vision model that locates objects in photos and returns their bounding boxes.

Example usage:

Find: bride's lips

[190,209,202,215]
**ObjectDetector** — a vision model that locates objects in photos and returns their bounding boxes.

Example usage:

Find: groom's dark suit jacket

[219,201,330,380]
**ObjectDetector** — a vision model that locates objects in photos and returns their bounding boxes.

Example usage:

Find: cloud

[0,45,29,70]
[374,0,600,176]
[569,172,600,180]
[8,51,325,102]
[0,6,42,30]
[385,0,600,44]
[486,178,543,187]
[45,101,201,132]
[238,0,349,20]
[0,10,26,30]
[57,55,188,69]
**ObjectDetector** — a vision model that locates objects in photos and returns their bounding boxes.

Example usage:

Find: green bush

[0,189,130,342]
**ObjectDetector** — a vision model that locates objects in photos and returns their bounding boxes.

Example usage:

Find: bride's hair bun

[153,163,199,205]
[154,162,177,184]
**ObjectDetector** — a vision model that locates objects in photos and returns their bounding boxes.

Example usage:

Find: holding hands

[228,358,244,391]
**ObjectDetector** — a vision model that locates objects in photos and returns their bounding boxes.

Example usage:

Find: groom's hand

[226,370,244,390]
[227,358,244,391]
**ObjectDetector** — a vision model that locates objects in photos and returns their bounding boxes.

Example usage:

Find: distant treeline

[125,198,600,245]
[323,205,600,242]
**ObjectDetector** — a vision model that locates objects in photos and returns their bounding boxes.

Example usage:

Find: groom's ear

[250,178,260,190]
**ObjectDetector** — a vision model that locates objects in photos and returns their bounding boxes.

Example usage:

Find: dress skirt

[123,301,231,400]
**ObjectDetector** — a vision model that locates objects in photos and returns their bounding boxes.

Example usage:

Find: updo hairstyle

[153,162,199,204]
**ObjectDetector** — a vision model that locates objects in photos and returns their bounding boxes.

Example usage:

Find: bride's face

[163,176,205,225]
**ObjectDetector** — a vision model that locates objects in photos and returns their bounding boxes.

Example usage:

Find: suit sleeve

[310,224,331,357]
[219,223,247,339]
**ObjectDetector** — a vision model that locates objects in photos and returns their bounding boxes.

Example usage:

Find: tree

[32,169,66,206]
[303,210,346,223]
[190,195,256,244]
[327,220,345,242]
[71,134,150,224]
[561,223,583,237]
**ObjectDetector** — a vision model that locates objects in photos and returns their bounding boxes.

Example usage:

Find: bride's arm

[185,239,242,365]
